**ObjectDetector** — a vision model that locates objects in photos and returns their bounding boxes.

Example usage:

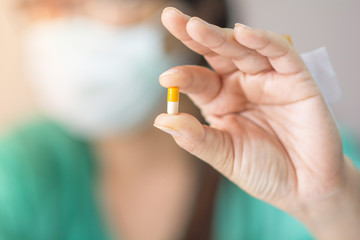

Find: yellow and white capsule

[167,87,179,114]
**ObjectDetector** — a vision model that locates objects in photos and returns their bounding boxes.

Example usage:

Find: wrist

[292,156,360,240]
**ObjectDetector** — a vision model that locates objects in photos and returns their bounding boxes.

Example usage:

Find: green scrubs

[0,118,359,240]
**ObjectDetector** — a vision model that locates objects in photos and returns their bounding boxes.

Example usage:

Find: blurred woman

[1,1,230,239]
[1,0,360,240]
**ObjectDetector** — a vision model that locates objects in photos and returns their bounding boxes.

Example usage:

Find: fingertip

[159,68,180,79]
[154,113,185,132]
[187,16,207,26]
[155,114,233,173]
[161,7,173,28]
[154,113,205,142]
[162,6,176,13]
[161,7,179,23]
[154,113,193,128]
[154,113,170,126]
[153,124,180,137]
[234,25,268,51]
[186,17,225,49]
[234,23,250,41]
[234,23,252,40]
[159,67,191,90]
[162,7,184,16]
[154,114,179,136]
[161,7,191,41]
[159,68,179,88]
[234,23,252,31]
[186,17,203,36]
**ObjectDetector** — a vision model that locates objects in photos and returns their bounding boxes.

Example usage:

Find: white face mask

[24,17,188,139]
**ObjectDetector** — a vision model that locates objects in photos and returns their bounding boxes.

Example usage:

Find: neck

[93,125,202,240]
[93,124,194,180]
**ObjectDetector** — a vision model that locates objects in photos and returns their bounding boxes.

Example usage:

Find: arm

[293,156,360,240]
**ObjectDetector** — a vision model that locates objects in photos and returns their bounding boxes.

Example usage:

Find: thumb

[154,113,234,177]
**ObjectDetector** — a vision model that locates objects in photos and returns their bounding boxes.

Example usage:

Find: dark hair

[182,0,228,27]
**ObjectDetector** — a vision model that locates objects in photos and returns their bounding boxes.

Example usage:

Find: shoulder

[0,116,95,191]
[0,118,80,179]
[1,117,74,149]
[0,117,98,239]
[0,117,65,176]
[0,118,63,238]
[0,117,91,168]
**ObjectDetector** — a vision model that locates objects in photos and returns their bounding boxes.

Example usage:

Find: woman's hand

[154,7,360,239]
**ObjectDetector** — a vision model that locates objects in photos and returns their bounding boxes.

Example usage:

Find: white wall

[228,0,360,135]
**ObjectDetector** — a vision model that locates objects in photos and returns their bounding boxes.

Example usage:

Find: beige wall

[228,0,360,135]
[0,0,35,129]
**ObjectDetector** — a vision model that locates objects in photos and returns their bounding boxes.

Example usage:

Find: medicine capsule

[167,87,179,114]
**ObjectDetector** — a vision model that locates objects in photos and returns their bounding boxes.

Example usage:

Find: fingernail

[164,7,184,16]
[235,23,252,30]
[190,17,210,26]
[153,124,180,136]
[190,17,225,38]
[160,68,179,78]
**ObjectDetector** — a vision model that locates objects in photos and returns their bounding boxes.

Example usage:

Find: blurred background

[1,0,359,137]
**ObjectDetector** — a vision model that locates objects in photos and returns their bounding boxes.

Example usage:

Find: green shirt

[0,119,359,240]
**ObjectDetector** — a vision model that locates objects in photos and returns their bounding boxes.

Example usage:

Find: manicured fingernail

[153,125,180,136]
[235,23,252,30]
[160,69,179,78]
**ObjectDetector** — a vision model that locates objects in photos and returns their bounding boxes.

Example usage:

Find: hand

[154,7,360,238]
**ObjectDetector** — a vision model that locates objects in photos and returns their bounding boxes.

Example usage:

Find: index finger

[159,65,221,106]
[161,7,237,74]
[162,7,273,75]
[159,66,247,116]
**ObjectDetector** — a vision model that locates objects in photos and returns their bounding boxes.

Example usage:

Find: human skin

[154,7,360,240]
[20,2,219,239]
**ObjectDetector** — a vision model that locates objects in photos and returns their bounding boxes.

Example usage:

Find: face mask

[24,16,188,139]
